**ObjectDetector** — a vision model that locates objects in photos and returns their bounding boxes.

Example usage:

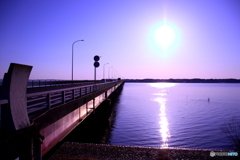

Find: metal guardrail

[26,81,122,114]
[0,79,98,88]
[0,99,8,105]
[27,80,101,88]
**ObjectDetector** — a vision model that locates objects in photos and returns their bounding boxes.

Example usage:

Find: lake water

[108,83,240,150]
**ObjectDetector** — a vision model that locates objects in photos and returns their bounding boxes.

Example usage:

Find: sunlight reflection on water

[155,97,170,147]
[150,83,176,148]
[149,83,176,88]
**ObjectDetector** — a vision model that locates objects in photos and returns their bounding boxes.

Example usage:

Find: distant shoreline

[1,79,240,85]
[123,78,240,83]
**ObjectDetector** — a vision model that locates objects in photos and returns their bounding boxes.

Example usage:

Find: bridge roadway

[0,63,124,160]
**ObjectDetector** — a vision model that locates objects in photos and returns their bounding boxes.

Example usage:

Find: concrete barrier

[0,63,32,131]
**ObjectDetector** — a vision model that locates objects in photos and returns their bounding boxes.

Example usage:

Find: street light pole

[115,70,121,80]
[112,69,115,80]
[72,40,84,81]
[103,63,109,82]
[108,67,113,80]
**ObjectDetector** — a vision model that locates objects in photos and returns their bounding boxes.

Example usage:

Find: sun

[154,24,176,51]
[148,22,179,54]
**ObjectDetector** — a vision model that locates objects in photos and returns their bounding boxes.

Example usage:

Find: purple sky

[1,0,240,80]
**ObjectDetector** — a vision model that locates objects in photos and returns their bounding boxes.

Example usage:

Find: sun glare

[155,25,175,51]
[149,22,179,54]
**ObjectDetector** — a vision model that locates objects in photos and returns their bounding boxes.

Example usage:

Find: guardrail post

[79,88,82,97]
[47,93,51,109]
[62,91,65,104]
[72,89,75,100]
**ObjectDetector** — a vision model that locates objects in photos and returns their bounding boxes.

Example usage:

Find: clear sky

[1,0,240,80]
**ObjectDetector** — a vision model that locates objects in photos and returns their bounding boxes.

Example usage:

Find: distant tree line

[124,78,240,83]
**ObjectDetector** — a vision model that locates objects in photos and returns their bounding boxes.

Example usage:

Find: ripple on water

[108,83,240,150]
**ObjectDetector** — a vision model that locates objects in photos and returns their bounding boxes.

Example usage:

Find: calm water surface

[108,83,240,150]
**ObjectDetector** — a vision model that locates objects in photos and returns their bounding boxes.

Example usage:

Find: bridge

[0,63,124,160]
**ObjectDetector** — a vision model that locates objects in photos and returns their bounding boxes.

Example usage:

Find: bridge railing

[26,81,122,115]
[26,80,101,88]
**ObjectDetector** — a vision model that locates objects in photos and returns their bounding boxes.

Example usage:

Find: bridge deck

[27,81,122,120]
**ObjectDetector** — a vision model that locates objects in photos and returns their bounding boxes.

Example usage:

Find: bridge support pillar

[105,91,107,98]
[93,98,95,113]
